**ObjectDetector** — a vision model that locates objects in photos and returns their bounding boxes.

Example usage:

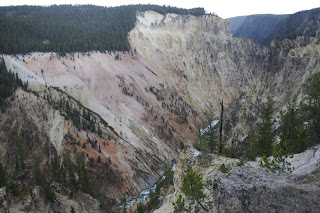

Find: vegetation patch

[0,5,205,55]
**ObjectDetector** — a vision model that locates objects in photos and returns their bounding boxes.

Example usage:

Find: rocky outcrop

[212,146,320,212]
[155,145,239,213]
[156,145,320,213]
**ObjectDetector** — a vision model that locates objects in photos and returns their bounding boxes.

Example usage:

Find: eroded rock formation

[1,10,319,205]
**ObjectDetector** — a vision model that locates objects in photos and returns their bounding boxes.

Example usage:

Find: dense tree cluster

[0,58,27,109]
[245,98,275,159]
[0,5,205,55]
[245,73,320,170]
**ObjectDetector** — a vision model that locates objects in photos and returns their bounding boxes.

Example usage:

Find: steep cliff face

[1,10,320,202]
[3,53,178,198]
[129,11,320,146]
[129,11,264,110]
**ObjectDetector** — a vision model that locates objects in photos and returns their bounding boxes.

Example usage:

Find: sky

[0,0,319,19]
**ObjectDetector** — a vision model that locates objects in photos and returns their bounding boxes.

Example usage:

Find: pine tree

[98,126,102,137]
[32,157,56,202]
[303,73,320,144]
[0,162,7,187]
[13,129,25,173]
[76,154,91,194]
[260,141,294,173]
[64,151,77,189]
[51,155,61,182]
[280,98,308,153]
[71,206,75,213]
[137,202,145,213]
[257,98,275,156]
[246,98,275,159]
[203,103,217,153]
[218,100,224,154]
[181,165,210,212]
[172,194,187,213]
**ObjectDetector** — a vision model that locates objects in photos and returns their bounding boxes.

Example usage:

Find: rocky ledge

[213,145,320,213]
[156,145,320,212]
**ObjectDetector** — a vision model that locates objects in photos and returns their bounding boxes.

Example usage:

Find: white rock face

[49,110,65,155]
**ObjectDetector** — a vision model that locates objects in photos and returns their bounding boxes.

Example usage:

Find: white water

[121,163,176,208]
[200,120,219,135]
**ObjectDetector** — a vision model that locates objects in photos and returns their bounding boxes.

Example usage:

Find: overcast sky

[1,0,319,19]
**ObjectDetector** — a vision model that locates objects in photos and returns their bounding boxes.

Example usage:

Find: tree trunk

[219,100,224,154]
[196,198,209,212]
[210,123,213,153]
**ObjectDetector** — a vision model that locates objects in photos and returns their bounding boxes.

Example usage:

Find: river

[121,162,176,208]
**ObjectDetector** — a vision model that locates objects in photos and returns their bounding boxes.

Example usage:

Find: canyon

[0,8,319,212]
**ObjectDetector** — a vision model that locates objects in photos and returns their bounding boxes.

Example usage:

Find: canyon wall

[1,10,320,201]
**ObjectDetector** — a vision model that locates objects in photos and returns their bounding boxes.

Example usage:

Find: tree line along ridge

[0,4,205,55]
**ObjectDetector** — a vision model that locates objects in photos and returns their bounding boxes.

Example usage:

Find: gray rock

[212,149,320,213]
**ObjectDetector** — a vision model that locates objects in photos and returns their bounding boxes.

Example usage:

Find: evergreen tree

[0,59,27,110]
[32,158,56,202]
[64,151,77,189]
[280,98,308,153]
[260,141,294,173]
[71,206,75,213]
[218,100,224,154]
[51,154,61,182]
[13,129,25,173]
[0,162,7,187]
[204,103,217,153]
[98,126,102,137]
[76,154,92,194]
[246,98,275,159]
[172,194,187,213]
[182,165,210,212]
[303,73,320,145]
[257,98,275,156]
[137,202,145,213]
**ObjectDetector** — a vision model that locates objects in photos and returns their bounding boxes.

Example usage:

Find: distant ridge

[229,7,320,45]
[232,14,288,45]
[265,7,320,44]
[228,16,247,35]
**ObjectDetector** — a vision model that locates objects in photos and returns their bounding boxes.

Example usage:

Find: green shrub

[218,164,229,173]
[236,159,244,166]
